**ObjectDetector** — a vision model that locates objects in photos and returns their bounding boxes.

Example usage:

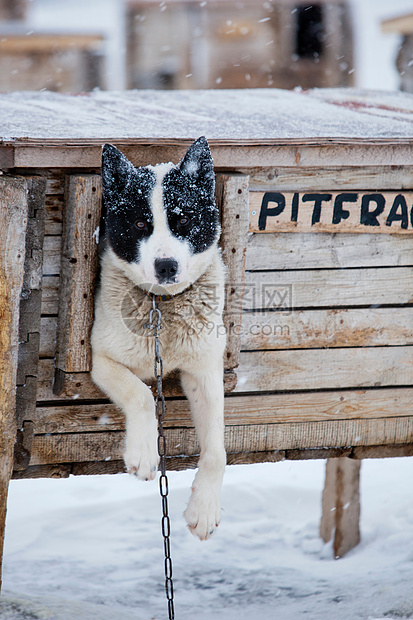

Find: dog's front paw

[184,484,222,541]
[124,430,159,481]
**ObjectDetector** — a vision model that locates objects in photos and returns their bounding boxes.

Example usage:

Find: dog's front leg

[181,364,226,540]
[91,354,159,480]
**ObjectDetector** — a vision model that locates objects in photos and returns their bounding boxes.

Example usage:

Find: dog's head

[101,137,220,293]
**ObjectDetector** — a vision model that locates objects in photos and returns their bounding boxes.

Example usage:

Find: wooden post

[320,457,361,558]
[56,175,102,375]
[0,176,28,590]
[215,173,250,373]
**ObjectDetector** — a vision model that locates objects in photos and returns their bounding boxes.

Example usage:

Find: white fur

[91,162,226,540]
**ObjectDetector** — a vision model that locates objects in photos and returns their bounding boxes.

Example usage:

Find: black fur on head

[100,137,219,266]
[162,136,219,254]
[101,143,156,263]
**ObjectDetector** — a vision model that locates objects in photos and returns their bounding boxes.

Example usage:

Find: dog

[91,137,226,540]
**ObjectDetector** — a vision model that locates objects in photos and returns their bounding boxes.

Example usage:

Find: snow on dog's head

[101,137,220,294]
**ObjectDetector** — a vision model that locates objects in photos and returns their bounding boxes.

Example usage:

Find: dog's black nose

[154,258,178,283]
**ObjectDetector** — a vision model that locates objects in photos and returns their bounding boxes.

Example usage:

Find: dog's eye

[135,221,147,230]
[179,216,190,226]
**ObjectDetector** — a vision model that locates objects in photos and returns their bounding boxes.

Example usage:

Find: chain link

[145,295,175,620]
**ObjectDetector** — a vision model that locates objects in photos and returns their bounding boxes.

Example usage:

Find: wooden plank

[44,194,63,236]
[216,173,250,369]
[235,347,413,392]
[33,387,413,434]
[28,416,413,466]
[0,33,104,53]
[38,360,237,401]
[12,464,72,480]
[42,236,61,275]
[241,308,413,350]
[351,444,413,459]
[12,444,413,479]
[382,13,413,34]
[246,166,413,191]
[12,143,413,171]
[250,190,413,233]
[39,316,57,358]
[0,176,28,591]
[40,276,59,315]
[56,175,102,373]
[39,340,413,399]
[15,177,46,429]
[44,305,413,360]
[243,268,413,310]
[45,174,65,195]
[0,146,14,169]
[246,232,413,270]
[320,458,361,558]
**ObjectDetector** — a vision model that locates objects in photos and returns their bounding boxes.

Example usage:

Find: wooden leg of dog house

[0,177,28,590]
[320,457,361,558]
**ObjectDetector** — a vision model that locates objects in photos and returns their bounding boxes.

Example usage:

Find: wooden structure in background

[382,12,413,93]
[0,0,28,21]
[127,0,354,90]
[0,88,412,574]
[0,32,104,92]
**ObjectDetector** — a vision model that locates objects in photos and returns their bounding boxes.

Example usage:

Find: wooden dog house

[1,88,413,581]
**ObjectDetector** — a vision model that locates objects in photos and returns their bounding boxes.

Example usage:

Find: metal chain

[145,295,175,620]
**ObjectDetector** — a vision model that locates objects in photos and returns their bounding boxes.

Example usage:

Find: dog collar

[143,284,193,303]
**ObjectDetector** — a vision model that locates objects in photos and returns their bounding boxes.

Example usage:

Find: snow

[3,459,413,619]
[2,2,413,619]
[2,88,413,143]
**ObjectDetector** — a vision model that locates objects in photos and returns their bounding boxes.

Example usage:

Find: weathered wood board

[320,458,361,559]
[27,416,413,467]
[242,268,413,310]
[0,177,28,588]
[250,190,413,233]
[33,388,413,434]
[246,231,413,270]
[56,175,101,373]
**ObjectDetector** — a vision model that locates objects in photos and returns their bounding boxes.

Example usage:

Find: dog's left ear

[179,136,215,194]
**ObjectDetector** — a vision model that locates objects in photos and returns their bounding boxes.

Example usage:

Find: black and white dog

[91,137,226,540]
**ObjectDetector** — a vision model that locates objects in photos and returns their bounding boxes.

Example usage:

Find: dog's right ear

[101,144,136,204]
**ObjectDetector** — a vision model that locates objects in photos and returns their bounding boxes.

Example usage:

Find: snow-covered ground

[3,459,413,619]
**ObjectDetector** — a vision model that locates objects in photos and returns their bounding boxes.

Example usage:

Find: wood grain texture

[56,175,101,373]
[0,176,28,590]
[39,316,57,358]
[320,458,361,558]
[250,190,413,234]
[11,142,413,171]
[246,232,413,270]
[235,347,413,392]
[50,365,237,400]
[28,416,413,466]
[42,307,413,358]
[39,342,413,400]
[15,177,46,429]
[216,172,250,370]
[33,387,413,434]
[243,268,413,310]
[40,276,59,315]
[241,307,413,350]
[246,166,413,191]
[42,235,61,275]
[44,194,63,235]
[11,444,413,479]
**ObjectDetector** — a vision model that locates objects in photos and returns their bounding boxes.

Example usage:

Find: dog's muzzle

[154,258,179,284]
